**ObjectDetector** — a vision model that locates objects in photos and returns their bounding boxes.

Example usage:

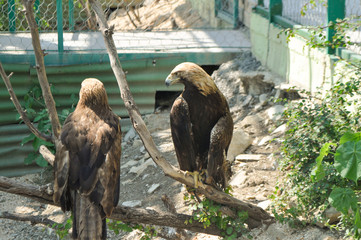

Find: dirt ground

[0,50,346,240]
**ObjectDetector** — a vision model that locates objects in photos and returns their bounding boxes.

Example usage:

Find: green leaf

[311,142,336,182]
[355,208,361,231]
[329,187,358,215]
[24,152,37,165]
[340,132,361,145]
[21,134,35,146]
[35,155,48,167]
[226,226,233,235]
[334,141,361,183]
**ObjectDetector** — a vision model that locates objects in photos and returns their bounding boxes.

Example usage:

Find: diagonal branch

[0,63,52,142]
[88,0,273,229]
[21,0,61,140]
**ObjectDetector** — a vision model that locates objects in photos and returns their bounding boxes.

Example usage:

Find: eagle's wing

[207,112,233,189]
[170,97,197,172]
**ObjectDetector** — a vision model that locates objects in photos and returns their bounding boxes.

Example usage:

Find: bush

[271,71,361,236]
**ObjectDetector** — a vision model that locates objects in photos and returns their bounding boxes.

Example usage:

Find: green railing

[215,0,239,28]
[255,0,348,54]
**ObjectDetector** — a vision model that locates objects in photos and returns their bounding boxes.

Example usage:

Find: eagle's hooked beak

[165,74,178,87]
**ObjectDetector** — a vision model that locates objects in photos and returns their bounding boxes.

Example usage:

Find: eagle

[165,62,233,189]
[53,78,121,240]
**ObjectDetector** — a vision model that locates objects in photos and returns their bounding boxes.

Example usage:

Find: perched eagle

[53,78,121,240]
[165,62,233,189]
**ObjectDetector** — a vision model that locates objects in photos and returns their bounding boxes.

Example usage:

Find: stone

[242,95,253,106]
[235,154,265,161]
[324,207,341,224]
[267,105,285,122]
[229,170,247,186]
[227,128,252,161]
[121,159,138,169]
[124,127,136,142]
[271,123,287,136]
[257,200,271,210]
[129,158,156,176]
[122,200,142,208]
[240,73,274,96]
[259,93,268,106]
[147,183,160,194]
[132,139,143,149]
[258,136,274,146]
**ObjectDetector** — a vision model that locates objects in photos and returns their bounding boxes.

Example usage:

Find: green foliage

[20,84,77,167]
[272,76,361,236]
[184,192,249,239]
[107,219,157,240]
[52,216,72,239]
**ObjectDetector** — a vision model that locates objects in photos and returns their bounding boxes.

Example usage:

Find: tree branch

[0,63,52,142]
[88,0,273,228]
[0,211,57,227]
[0,176,222,236]
[21,0,61,140]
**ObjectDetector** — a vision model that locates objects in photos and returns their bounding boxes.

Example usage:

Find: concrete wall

[186,0,257,29]
[249,11,358,93]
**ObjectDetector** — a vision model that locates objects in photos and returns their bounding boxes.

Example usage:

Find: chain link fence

[0,0,246,54]
[282,0,327,26]
[345,0,361,55]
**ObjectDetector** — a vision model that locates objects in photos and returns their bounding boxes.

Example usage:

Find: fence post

[8,0,16,32]
[327,0,345,54]
[56,0,64,53]
[233,0,239,28]
[69,0,74,31]
[269,0,282,22]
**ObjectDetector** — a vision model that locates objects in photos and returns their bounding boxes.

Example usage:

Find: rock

[275,83,301,100]
[235,154,265,161]
[140,145,145,153]
[229,170,247,186]
[132,139,143,149]
[121,159,139,169]
[129,158,156,176]
[242,95,253,106]
[259,93,268,106]
[122,200,142,208]
[227,128,252,161]
[147,183,160,194]
[271,123,287,136]
[267,105,285,122]
[241,73,274,96]
[258,136,274,146]
[240,114,264,135]
[124,127,136,141]
[325,207,341,224]
[257,200,271,210]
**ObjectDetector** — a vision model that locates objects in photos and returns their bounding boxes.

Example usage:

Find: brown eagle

[53,78,121,240]
[165,62,233,189]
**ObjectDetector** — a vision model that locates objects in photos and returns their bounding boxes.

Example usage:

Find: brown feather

[166,63,233,189]
[53,78,121,240]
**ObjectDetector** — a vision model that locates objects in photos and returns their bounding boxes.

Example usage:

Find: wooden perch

[88,0,273,229]
[0,63,52,142]
[0,176,222,236]
[22,0,61,140]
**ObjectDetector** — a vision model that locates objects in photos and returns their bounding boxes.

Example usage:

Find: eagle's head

[78,78,109,109]
[165,62,218,95]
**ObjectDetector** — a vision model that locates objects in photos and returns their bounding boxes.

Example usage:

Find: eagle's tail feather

[72,191,106,240]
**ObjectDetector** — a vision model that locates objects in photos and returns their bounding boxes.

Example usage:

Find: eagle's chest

[183,93,222,152]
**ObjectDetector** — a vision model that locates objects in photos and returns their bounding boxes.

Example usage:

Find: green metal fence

[256,0,361,55]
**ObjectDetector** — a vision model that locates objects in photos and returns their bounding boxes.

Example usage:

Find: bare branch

[39,145,55,166]
[0,63,52,142]
[21,0,61,140]
[0,211,57,227]
[0,176,223,236]
[88,0,273,228]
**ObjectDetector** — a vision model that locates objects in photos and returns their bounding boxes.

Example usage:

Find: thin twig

[22,0,61,140]
[0,62,52,142]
